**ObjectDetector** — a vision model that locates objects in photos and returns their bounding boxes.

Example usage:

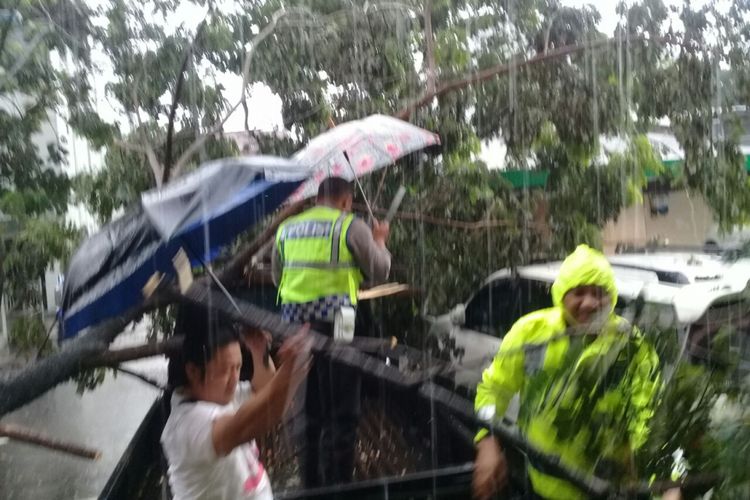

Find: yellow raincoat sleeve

[473,317,531,444]
[626,338,661,450]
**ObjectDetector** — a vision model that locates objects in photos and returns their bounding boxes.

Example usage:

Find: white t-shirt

[161,381,273,500]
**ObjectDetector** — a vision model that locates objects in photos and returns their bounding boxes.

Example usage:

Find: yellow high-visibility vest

[276,206,364,305]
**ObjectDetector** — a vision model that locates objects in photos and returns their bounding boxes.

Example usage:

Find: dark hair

[168,305,240,387]
[317,176,353,202]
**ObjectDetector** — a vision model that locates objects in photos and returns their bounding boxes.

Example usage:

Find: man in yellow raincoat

[473,245,661,499]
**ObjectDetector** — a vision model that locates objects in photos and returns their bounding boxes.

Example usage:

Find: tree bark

[163,20,208,185]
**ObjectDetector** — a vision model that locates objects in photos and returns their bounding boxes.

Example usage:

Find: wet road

[0,328,167,500]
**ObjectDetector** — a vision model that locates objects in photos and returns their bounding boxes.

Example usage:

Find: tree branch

[169,99,242,180]
[113,138,148,154]
[113,366,166,391]
[171,7,307,179]
[395,36,614,120]
[0,200,307,416]
[216,199,308,285]
[83,336,183,368]
[163,19,208,185]
[352,202,532,230]
[398,32,691,122]
[420,382,610,497]
[0,423,101,460]
[128,85,164,186]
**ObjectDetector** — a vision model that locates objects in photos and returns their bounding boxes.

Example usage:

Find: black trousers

[301,321,362,488]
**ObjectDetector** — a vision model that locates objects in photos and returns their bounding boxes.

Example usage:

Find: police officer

[272,177,391,487]
[473,245,662,499]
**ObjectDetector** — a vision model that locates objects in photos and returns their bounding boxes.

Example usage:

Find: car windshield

[464,278,553,337]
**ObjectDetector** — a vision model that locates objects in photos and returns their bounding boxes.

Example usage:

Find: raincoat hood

[551,244,618,313]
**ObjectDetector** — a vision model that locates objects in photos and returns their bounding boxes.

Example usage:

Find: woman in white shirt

[161,307,311,499]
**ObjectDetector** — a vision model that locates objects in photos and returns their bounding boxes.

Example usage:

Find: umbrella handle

[355,176,375,221]
[342,152,375,221]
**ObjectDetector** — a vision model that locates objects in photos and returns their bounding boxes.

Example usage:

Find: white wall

[603,189,714,253]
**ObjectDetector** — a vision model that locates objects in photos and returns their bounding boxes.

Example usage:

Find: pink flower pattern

[291,115,441,201]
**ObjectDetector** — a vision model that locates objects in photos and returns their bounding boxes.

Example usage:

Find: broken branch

[163,19,208,184]
[129,85,164,186]
[353,202,530,230]
[84,336,183,368]
[113,366,166,391]
[171,7,307,179]
[0,423,101,460]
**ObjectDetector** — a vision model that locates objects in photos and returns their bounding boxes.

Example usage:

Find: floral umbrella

[289,114,440,203]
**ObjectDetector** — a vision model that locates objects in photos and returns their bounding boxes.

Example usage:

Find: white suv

[426,253,750,391]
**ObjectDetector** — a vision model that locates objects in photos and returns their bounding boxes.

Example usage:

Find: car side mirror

[449,304,466,326]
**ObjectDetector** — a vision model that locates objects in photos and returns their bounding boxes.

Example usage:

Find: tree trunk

[0,296,165,416]
[39,271,47,312]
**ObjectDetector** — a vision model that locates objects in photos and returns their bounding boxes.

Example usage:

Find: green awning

[499,169,549,189]
[500,155,750,189]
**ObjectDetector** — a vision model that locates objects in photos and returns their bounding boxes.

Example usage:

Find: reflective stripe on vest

[276,207,364,305]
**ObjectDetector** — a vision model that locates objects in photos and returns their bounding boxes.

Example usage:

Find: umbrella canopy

[289,114,440,202]
[60,156,308,341]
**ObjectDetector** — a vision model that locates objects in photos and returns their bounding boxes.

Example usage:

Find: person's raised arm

[347,218,391,284]
[211,327,311,457]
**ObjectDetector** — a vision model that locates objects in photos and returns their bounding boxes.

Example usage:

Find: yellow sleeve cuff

[474,428,490,444]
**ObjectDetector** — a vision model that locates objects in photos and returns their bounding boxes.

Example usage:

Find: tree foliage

[0,1,102,311]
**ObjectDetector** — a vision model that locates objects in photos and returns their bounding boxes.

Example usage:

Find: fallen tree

[0,297,165,416]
